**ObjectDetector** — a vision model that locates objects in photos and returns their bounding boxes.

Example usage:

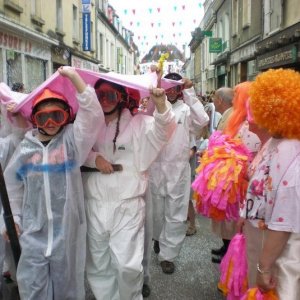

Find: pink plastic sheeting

[0,82,28,105]
[12,68,183,118]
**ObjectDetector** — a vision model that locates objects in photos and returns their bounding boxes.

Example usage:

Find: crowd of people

[0,66,299,300]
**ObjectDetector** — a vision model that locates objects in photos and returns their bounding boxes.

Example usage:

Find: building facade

[0,0,137,92]
[188,0,300,90]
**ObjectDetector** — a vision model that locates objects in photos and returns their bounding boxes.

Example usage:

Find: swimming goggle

[96,90,122,103]
[33,108,69,128]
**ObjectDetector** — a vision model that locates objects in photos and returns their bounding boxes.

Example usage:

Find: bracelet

[256,263,271,274]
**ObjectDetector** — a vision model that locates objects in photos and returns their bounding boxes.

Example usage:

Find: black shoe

[211,245,226,256]
[142,283,151,298]
[160,260,175,274]
[153,240,160,254]
[211,256,222,264]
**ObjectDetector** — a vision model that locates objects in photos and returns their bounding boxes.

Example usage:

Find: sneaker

[186,225,197,236]
[3,271,13,283]
[211,245,226,256]
[153,240,160,254]
[211,256,222,264]
[142,283,151,298]
[160,260,175,274]
[3,271,11,279]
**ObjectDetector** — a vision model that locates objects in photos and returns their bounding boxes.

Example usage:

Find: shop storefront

[256,22,300,72]
[0,26,57,92]
[230,41,257,85]
[71,54,103,72]
[256,44,298,71]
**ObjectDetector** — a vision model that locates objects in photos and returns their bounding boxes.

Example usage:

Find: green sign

[209,38,222,53]
[203,31,212,37]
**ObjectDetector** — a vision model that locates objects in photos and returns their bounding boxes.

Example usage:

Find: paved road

[86,215,225,300]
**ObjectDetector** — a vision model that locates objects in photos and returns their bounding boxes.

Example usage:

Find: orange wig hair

[224,81,252,138]
[250,68,300,139]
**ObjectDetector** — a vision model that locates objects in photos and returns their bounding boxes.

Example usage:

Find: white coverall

[83,105,175,300]
[4,86,103,300]
[0,132,24,291]
[150,88,209,262]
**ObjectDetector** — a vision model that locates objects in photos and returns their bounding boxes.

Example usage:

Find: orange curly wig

[224,81,252,138]
[249,68,300,139]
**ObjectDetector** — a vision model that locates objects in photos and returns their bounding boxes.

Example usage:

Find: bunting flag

[107,1,205,56]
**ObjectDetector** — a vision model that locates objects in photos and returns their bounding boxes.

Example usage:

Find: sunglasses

[33,108,69,128]
[96,90,122,103]
[166,85,183,94]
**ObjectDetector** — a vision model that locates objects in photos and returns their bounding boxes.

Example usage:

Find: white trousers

[152,165,190,262]
[86,196,145,300]
[142,187,153,285]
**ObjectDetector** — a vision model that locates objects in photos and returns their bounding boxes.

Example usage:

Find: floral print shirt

[242,138,300,233]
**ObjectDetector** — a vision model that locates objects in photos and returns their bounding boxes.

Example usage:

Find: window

[106,39,109,68]
[26,56,47,92]
[56,0,63,31]
[270,0,282,31]
[110,43,114,71]
[224,13,230,49]
[242,0,251,28]
[232,0,239,36]
[72,5,78,40]
[264,0,282,36]
[6,51,22,88]
[99,33,104,62]
[90,21,94,50]
[31,0,37,15]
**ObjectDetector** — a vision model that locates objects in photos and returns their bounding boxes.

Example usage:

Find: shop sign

[71,55,99,72]
[209,38,222,53]
[257,45,297,69]
[0,31,32,54]
[0,31,51,60]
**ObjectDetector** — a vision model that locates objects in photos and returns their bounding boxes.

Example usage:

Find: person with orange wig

[211,82,263,263]
[241,68,300,299]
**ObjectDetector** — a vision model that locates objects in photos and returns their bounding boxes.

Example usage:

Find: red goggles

[33,108,69,128]
[96,90,122,104]
[166,85,183,94]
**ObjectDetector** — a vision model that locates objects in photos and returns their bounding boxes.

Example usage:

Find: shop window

[25,56,47,92]
[6,50,22,88]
